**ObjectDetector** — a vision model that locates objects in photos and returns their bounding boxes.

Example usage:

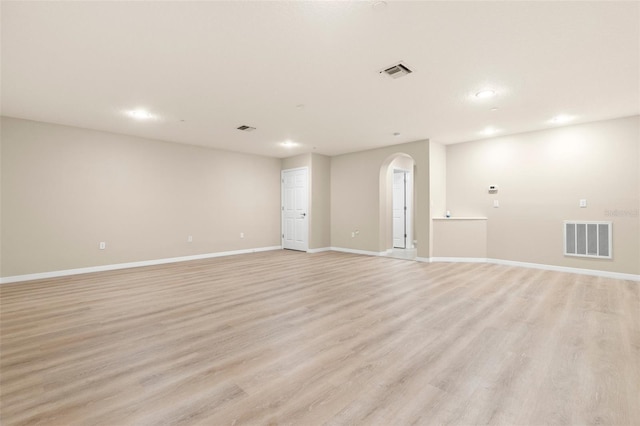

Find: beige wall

[1,117,282,277]
[281,153,311,171]
[4,114,637,278]
[446,115,640,274]
[310,154,331,249]
[432,219,487,258]
[429,141,447,255]
[331,140,430,257]
[429,142,447,219]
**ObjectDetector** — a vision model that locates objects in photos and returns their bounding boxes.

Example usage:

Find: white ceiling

[2,1,639,158]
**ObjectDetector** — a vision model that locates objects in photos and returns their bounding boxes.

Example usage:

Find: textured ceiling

[2,1,638,157]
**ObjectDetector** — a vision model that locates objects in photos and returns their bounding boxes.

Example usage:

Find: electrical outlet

[493,200,499,208]
[351,232,355,238]
[187,235,193,243]
[579,199,587,208]
[240,232,244,239]
[99,242,106,250]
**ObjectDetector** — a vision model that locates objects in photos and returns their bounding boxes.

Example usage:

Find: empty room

[1,1,639,425]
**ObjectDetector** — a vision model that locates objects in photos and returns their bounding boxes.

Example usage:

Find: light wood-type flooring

[1,250,639,425]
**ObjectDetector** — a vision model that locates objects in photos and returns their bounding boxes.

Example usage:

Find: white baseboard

[329,247,387,257]
[306,247,331,254]
[4,247,637,285]
[487,258,640,281]
[0,246,282,285]
[429,257,488,263]
[419,256,639,281]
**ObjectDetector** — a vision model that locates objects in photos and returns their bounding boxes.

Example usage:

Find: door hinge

[404,234,407,238]
[282,206,284,211]
[282,234,284,238]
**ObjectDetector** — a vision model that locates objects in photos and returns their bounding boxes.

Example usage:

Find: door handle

[301,212,306,217]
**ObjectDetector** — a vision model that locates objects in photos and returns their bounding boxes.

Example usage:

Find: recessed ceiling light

[480,127,500,136]
[127,109,155,120]
[475,90,496,99]
[281,140,298,148]
[372,1,387,11]
[549,115,574,124]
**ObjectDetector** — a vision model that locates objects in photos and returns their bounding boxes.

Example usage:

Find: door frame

[392,167,413,250]
[281,167,309,251]
[393,169,407,249]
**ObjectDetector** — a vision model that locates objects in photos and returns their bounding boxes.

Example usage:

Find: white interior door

[393,171,406,249]
[282,168,308,251]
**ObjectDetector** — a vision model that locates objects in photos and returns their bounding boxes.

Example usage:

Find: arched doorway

[379,153,416,260]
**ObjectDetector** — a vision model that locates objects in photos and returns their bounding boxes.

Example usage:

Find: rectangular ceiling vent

[237,125,256,132]
[380,62,413,79]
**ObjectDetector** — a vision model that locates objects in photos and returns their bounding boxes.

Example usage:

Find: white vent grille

[564,221,612,259]
[380,62,413,79]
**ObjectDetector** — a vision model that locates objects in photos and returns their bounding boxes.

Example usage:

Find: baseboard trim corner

[306,247,331,254]
[329,247,387,257]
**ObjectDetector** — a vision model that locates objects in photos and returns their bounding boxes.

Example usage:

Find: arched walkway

[378,153,416,260]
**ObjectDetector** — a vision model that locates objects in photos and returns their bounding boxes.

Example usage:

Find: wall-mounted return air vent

[564,221,612,259]
[237,125,256,132]
[380,62,413,79]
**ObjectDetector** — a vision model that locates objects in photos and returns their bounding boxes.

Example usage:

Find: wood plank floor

[1,250,638,425]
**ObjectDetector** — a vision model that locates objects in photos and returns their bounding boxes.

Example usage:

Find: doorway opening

[393,169,409,248]
[380,154,416,260]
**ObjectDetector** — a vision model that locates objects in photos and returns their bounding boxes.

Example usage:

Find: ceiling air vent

[237,125,256,132]
[380,62,413,79]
